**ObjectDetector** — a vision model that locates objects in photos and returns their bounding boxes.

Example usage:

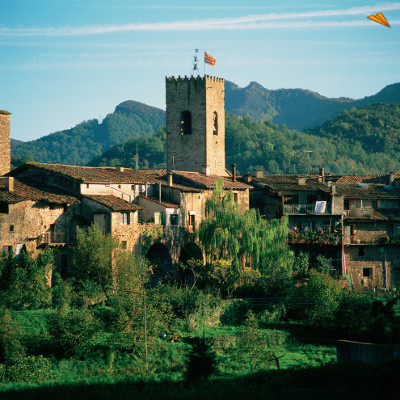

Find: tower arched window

[213,111,218,135]
[180,111,192,135]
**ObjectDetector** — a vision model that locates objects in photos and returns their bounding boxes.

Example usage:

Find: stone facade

[344,245,399,289]
[166,76,225,176]
[0,199,77,256]
[0,111,11,176]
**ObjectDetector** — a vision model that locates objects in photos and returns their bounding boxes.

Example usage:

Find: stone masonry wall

[166,76,225,176]
[0,200,75,255]
[345,245,399,289]
[0,111,11,176]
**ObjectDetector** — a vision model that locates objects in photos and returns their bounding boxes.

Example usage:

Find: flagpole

[203,49,205,77]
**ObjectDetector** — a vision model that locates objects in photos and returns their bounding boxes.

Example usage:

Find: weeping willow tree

[197,179,293,294]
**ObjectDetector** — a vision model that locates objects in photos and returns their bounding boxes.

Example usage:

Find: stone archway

[179,242,204,286]
[146,242,173,281]
[179,242,203,264]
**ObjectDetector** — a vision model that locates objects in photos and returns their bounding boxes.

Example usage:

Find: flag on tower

[204,51,216,66]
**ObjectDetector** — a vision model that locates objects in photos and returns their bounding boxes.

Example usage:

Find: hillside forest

[11,81,400,176]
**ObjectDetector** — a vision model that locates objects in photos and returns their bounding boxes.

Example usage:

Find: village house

[247,168,400,289]
[0,76,250,275]
[5,73,400,292]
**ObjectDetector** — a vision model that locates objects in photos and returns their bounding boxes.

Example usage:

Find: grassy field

[1,309,337,388]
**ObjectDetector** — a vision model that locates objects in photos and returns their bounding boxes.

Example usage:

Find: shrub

[185,337,217,383]
[47,308,100,358]
[5,355,55,384]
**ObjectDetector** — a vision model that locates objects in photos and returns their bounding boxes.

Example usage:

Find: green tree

[47,308,100,358]
[0,249,53,310]
[185,337,217,383]
[197,180,293,295]
[71,224,119,303]
[293,270,342,327]
[237,311,279,373]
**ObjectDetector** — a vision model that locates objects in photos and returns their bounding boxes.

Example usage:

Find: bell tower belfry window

[213,112,218,135]
[166,75,225,176]
[180,111,192,135]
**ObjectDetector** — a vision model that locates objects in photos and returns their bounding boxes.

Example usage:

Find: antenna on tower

[191,49,200,77]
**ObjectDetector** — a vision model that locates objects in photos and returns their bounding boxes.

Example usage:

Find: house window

[188,213,195,227]
[121,212,130,225]
[363,267,373,278]
[170,214,178,226]
[118,184,121,189]
[86,184,90,189]
[358,247,365,256]
[233,193,239,204]
[9,225,14,232]
[154,212,164,225]
[180,111,192,135]
[0,202,8,214]
[213,111,218,135]
[121,241,127,249]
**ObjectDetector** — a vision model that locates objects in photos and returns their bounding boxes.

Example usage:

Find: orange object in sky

[367,12,391,28]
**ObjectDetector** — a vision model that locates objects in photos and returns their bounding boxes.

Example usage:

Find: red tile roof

[0,177,78,205]
[138,195,179,209]
[12,163,166,184]
[253,175,331,193]
[170,171,252,190]
[335,184,400,199]
[336,170,400,185]
[336,175,388,185]
[83,195,142,212]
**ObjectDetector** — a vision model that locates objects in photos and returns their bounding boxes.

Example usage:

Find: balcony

[344,208,373,219]
[39,232,67,245]
[288,229,341,245]
[284,203,331,215]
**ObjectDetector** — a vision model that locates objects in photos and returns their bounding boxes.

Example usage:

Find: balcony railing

[284,203,331,215]
[39,232,67,245]
[344,208,373,218]
[288,229,341,245]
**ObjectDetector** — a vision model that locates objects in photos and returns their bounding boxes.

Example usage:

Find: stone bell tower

[165,75,225,176]
[0,110,11,175]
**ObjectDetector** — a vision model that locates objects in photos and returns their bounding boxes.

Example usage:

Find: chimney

[243,173,252,183]
[5,177,14,192]
[297,177,306,185]
[255,169,263,179]
[320,167,325,183]
[331,184,336,195]
[159,181,162,203]
[232,164,237,182]
[116,165,124,172]
[203,167,211,176]
[167,172,173,187]
[389,172,394,185]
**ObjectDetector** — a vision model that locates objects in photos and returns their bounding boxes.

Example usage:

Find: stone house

[247,169,400,289]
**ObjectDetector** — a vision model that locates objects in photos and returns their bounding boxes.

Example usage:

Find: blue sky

[1,0,400,141]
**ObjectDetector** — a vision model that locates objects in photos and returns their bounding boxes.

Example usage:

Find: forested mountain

[88,105,400,176]
[88,128,166,169]
[225,81,400,131]
[11,100,165,166]
[10,82,400,171]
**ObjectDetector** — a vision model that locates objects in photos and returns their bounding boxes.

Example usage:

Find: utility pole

[143,289,148,370]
